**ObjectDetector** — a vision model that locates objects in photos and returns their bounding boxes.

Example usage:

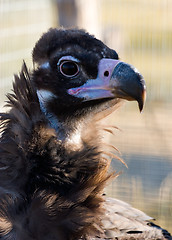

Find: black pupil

[61,61,78,76]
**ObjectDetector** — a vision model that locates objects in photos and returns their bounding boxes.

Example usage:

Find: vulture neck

[38,99,98,152]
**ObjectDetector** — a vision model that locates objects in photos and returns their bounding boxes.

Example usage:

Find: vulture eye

[60,61,79,77]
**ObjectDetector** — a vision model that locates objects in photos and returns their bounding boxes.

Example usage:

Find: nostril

[104,71,109,77]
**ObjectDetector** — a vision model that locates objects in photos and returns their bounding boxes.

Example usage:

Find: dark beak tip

[139,101,144,112]
[109,62,146,112]
[138,88,146,112]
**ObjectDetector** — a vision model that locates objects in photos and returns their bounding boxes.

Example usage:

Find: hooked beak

[67,58,146,112]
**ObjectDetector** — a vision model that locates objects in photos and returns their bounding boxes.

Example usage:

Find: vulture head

[0,28,171,240]
[32,28,145,128]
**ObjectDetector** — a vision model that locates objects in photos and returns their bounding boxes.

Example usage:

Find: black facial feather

[0,28,171,240]
[32,28,118,64]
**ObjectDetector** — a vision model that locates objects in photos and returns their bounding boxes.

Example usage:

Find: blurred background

[0,0,172,232]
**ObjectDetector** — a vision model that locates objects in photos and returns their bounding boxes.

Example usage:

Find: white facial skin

[37,89,60,131]
[40,62,50,69]
[36,89,83,150]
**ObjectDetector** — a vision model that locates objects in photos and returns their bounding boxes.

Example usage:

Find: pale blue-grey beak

[68,58,146,112]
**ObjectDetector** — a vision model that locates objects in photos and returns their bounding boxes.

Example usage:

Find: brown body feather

[0,64,114,239]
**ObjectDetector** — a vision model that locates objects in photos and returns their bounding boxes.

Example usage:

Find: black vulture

[0,28,171,240]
